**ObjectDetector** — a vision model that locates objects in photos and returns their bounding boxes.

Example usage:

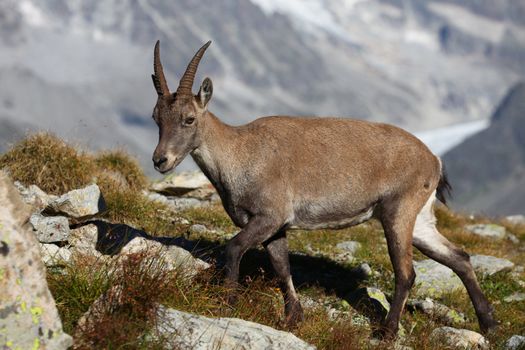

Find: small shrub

[0,133,96,194]
[47,256,113,333]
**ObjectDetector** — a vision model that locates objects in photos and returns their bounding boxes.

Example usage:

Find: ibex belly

[289,204,375,230]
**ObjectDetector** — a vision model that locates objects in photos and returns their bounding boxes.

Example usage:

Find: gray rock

[351,263,373,279]
[155,306,316,350]
[414,260,463,297]
[119,237,210,278]
[408,298,466,325]
[465,224,506,239]
[40,243,72,266]
[430,327,489,350]
[29,213,70,243]
[169,197,209,210]
[470,255,515,277]
[506,215,525,226]
[505,335,525,350]
[14,181,57,210]
[0,171,72,349]
[336,241,362,254]
[46,183,106,219]
[147,192,210,210]
[150,171,212,196]
[334,241,362,263]
[68,224,102,258]
[507,233,520,244]
[503,292,525,303]
[146,191,170,204]
[190,224,208,234]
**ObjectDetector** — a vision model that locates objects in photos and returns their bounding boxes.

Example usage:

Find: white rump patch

[413,191,448,256]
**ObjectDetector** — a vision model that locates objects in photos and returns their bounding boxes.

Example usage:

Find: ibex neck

[191,112,238,187]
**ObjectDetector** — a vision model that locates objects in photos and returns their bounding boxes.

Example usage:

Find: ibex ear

[197,77,213,108]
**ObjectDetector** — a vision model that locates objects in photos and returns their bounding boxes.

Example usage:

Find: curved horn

[176,41,212,98]
[153,40,170,96]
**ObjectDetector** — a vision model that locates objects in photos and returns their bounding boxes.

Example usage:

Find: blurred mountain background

[0,0,524,214]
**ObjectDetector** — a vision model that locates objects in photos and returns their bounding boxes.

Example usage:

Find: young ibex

[150,41,497,337]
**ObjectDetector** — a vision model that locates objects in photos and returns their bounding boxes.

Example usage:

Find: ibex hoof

[284,302,304,328]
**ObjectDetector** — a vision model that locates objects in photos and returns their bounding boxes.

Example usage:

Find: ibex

[150,40,497,337]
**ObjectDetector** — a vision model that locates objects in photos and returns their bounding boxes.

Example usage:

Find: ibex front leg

[224,215,282,303]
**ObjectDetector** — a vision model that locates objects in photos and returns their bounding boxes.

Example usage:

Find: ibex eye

[184,117,195,125]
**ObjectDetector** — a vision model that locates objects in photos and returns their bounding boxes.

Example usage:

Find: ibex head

[151,40,213,173]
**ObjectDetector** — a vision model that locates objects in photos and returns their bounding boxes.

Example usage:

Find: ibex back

[150,41,497,337]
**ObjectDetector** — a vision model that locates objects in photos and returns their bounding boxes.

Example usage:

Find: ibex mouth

[154,157,178,174]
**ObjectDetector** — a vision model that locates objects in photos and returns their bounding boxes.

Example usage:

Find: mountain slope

[442,82,525,215]
[0,0,523,173]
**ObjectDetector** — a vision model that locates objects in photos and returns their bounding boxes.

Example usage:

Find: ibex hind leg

[263,229,303,328]
[412,192,498,333]
[378,195,418,339]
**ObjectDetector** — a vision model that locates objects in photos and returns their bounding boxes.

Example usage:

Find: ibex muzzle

[149,41,497,338]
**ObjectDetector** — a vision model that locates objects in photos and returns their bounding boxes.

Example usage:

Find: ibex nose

[153,156,168,168]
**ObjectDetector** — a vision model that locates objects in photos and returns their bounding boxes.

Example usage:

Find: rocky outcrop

[0,171,72,349]
[155,306,316,350]
[15,182,210,275]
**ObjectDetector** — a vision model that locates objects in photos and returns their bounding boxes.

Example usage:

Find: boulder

[470,255,514,277]
[0,171,72,349]
[29,213,70,243]
[45,184,106,219]
[465,224,506,240]
[155,306,316,350]
[414,260,463,297]
[505,335,525,350]
[430,327,488,350]
[40,243,72,266]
